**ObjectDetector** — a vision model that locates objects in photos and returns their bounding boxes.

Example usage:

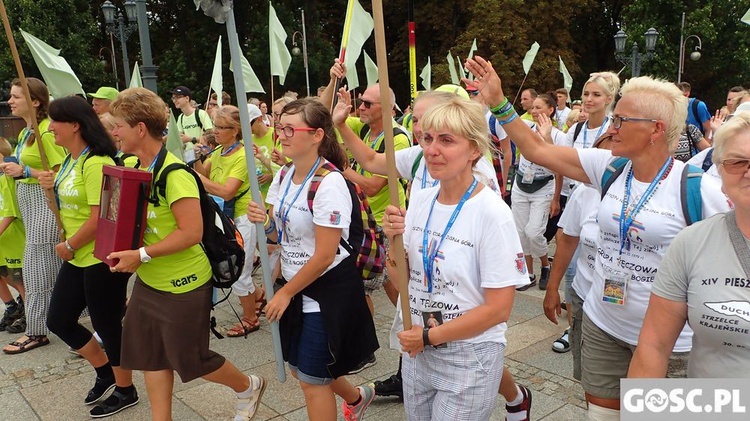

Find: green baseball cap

[88,87,119,101]
[435,84,470,100]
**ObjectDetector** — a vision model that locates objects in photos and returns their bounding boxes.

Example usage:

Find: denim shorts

[288,312,334,385]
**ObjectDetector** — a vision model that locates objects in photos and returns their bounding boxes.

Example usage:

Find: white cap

[247,103,262,121]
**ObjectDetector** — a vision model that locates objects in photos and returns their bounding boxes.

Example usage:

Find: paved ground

[0,256,588,420]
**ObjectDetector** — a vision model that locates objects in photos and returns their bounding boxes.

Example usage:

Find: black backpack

[146,149,246,289]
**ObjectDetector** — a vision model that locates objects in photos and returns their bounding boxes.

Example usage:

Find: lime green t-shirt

[209,145,252,219]
[251,128,279,200]
[56,153,113,267]
[138,153,213,293]
[0,175,25,269]
[15,119,67,184]
[344,117,409,223]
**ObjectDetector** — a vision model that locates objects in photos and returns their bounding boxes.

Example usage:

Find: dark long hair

[49,96,117,158]
[280,98,348,170]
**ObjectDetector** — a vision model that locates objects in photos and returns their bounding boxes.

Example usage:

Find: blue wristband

[497,113,519,126]
[24,166,31,178]
[264,218,276,235]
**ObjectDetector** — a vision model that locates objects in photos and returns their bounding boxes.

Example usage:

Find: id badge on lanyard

[602,260,629,306]
[521,170,535,184]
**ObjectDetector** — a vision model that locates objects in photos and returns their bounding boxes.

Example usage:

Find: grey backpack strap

[725,210,750,278]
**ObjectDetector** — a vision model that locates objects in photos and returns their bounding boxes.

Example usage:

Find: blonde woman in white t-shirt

[466,56,731,420]
[383,97,529,420]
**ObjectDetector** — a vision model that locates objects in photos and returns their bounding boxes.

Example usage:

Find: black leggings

[47,262,130,366]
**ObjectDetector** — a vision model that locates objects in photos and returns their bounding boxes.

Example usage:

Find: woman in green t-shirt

[107,88,266,421]
[0,78,66,355]
[38,95,139,417]
[193,105,264,337]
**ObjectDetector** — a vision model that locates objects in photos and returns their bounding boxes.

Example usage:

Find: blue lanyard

[369,131,384,150]
[582,117,608,148]
[14,129,33,162]
[53,146,90,208]
[421,178,477,293]
[221,141,241,156]
[618,157,673,255]
[145,153,159,173]
[277,156,322,241]
[420,160,439,190]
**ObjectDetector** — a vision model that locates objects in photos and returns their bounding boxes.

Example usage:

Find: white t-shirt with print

[578,148,732,349]
[556,107,571,130]
[266,161,352,312]
[517,122,567,182]
[394,145,499,196]
[401,186,529,345]
[558,184,600,299]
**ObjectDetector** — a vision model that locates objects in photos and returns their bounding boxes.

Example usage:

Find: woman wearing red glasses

[247,98,378,420]
[464,56,731,419]
[630,113,749,379]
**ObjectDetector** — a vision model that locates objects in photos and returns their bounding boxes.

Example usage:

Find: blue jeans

[288,312,334,385]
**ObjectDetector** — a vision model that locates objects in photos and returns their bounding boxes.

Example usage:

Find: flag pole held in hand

[372,0,412,330]
[0,0,65,241]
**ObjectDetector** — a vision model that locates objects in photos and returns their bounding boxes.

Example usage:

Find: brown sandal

[226,317,260,337]
[3,335,50,354]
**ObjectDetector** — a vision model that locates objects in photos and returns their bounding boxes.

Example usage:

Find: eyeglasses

[171,95,185,100]
[276,125,317,138]
[612,116,658,130]
[361,100,379,109]
[214,125,234,130]
[207,102,219,108]
[721,158,750,175]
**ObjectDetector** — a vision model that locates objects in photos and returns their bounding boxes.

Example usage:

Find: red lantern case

[94,165,152,266]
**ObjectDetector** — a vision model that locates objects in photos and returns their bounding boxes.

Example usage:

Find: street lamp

[290,9,310,97]
[101,0,137,84]
[98,47,119,90]
[677,12,702,83]
[614,27,660,77]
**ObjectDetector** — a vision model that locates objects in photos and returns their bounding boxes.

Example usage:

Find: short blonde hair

[420,97,491,166]
[110,88,167,139]
[584,71,621,112]
[619,76,687,150]
[713,112,750,164]
[213,105,242,141]
[98,112,116,132]
[566,109,581,129]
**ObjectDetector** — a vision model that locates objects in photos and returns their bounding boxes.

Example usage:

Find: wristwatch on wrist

[139,247,152,263]
[422,327,432,347]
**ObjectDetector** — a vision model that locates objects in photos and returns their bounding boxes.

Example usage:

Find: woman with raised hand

[192,104,263,337]
[37,95,138,417]
[513,92,567,291]
[0,78,67,354]
[464,55,731,420]
[107,88,265,421]
[629,113,750,379]
[247,98,378,421]
[383,97,529,420]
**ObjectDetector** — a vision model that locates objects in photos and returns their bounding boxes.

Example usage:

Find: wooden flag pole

[0,0,65,240]
[371,0,412,330]
[512,72,530,106]
[330,0,355,111]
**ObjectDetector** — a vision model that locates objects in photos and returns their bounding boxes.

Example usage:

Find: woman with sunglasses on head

[464,56,731,420]
[192,104,263,337]
[629,113,750,379]
[0,78,67,354]
[382,96,529,421]
[36,95,139,417]
[247,98,378,421]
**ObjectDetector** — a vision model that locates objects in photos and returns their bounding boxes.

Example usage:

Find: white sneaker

[342,385,375,421]
[234,375,266,421]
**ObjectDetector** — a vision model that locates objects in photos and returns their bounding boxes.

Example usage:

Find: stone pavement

[0,264,587,420]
